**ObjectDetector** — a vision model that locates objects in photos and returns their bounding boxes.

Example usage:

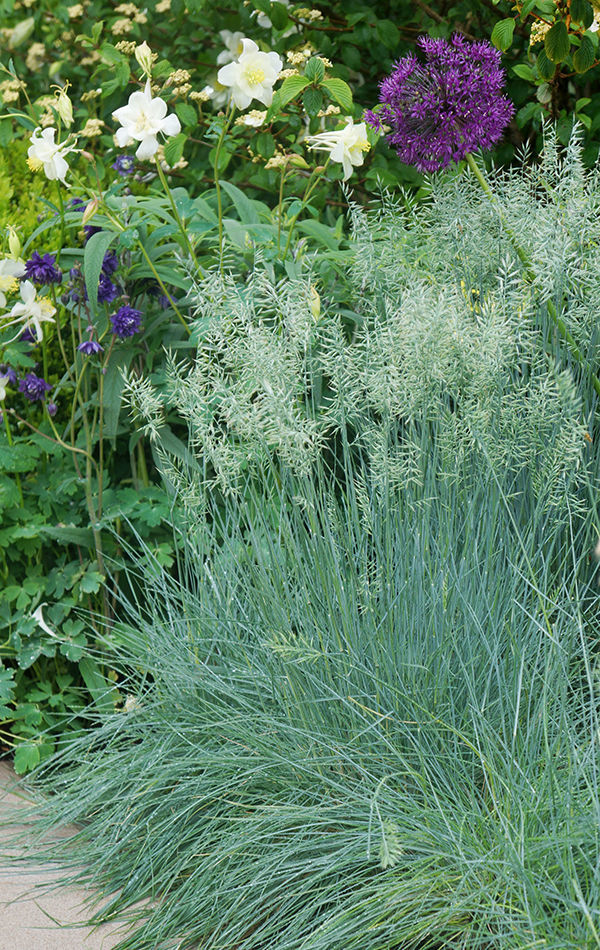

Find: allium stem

[465,152,600,400]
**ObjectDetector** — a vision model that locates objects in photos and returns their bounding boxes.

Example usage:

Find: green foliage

[14,440,600,949]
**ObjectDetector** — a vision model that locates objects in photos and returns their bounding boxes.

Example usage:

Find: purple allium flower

[110,305,142,339]
[0,364,17,385]
[47,401,58,417]
[19,372,52,402]
[97,273,120,303]
[102,251,119,276]
[365,34,515,173]
[78,339,104,355]
[112,155,135,176]
[24,251,62,286]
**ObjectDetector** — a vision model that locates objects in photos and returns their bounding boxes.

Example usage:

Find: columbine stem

[2,411,24,505]
[155,158,202,274]
[213,106,235,275]
[281,159,330,262]
[465,152,600,399]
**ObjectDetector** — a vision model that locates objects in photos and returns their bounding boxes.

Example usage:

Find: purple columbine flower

[19,372,52,402]
[68,197,86,211]
[0,364,17,385]
[365,34,514,173]
[112,155,135,176]
[20,327,37,344]
[24,251,62,286]
[102,251,119,276]
[98,273,120,303]
[78,339,104,355]
[47,401,58,417]
[110,305,142,339]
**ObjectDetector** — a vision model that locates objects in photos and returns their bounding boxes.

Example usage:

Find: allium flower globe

[365,34,514,173]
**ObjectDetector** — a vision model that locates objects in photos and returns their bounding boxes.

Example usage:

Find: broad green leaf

[545,21,570,63]
[13,742,40,774]
[305,58,325,83]
[269,1,289,30]
[163,132,186,168]
[175,102,197,127]
[536,48,556,80]
[102,344,136,444]
[219,180,262,224]
[571,0,594,28]
[573,35,596,72]
[321,78,353,113]
[303,86,323,117]
[491,18,515,51]
[512,64,535,81]
[279,74,311,107]
[84,230,118,310]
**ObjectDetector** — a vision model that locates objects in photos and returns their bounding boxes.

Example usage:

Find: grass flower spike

[112,79,181,160]
[27,127,76,183]
[306,118,371,180]
[365,34,514,172]
[217,38,283,109]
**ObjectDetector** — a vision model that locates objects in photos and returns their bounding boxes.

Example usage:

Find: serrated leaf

[537,48,556,80]
[491,18,515,52]
[303,86,323,117]
[175,102,197,127]
[268,1,289,30]
[278,74,311,108]
[163,132,186,167]
[571,0,594,28]
[573,35,596,72]
[321,78,353,113]
[84,230,118,311]
[512,63,535,81]
[305,57,325,83]
[545,21,570,63]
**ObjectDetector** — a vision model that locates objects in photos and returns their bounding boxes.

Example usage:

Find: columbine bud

[55,83,74,127]
[309,285,321,321]
[7,227,21,259]
[81,197,99,226]
[8,17,34,48]
[288,154,311,170]
[135,41,154,78]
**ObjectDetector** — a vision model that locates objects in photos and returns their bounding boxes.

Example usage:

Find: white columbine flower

[217,30,245,66]
[112,79,181,161]
[4,280,56,343]
[32,604,58,638]
[0,375,10,401]
[217,38,283,110]
[0,257,26,308]
[305,118,371,181]
[27,127,76,184]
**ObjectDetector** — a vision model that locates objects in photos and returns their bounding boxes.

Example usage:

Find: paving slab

[0,760,130,949]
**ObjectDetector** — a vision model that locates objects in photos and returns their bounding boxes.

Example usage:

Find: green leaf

[491,18,515,52]
[536,48,556,80]
[13,742,40,774]
[321,78,353,113]
[102,345,136,445]
[512,63,535,81]
[303,86,323,117]
[79,569,105,595]
[571,0,594,28]
[268,1,289,30]
[545,21,570,63]
[279,74,311,108]
[79,657,114,714]
[219,180,261,224]
[163,132,186,167]
[305,58,325,83]
[175,102,197,127]
[573,35,596,72]
[84,230,118,311]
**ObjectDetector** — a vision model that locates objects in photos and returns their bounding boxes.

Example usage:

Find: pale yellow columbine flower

[4,280,56,343]
[27,127,77,183]
[112,79,181,160]
[305,118,371,180]
[217,38,283,110]
[0,257,25,308]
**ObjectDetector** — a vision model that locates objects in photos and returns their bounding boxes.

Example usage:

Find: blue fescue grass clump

[13,442,600,950]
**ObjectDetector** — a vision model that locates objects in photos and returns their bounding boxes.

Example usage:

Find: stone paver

[0,760,130,949]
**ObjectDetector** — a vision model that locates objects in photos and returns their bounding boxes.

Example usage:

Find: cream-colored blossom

[5,280,56,342]
[235,109,267,127]
[305,118,370,180]
[81,117,104,137]
[217,38,283,110]
[67,3,84,16]
[115,40,136,54]
[529,20,551,46]
[25,42,45,70]
[112,79,181,160]
[27,126,77,183]
[156,0,171,10]
[112,17,133,35]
